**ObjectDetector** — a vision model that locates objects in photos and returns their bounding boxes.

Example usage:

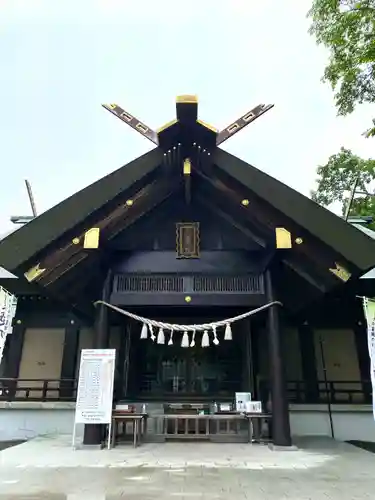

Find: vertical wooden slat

[42,380,48,400]
[60,318,80,399]
[298,323,319,402]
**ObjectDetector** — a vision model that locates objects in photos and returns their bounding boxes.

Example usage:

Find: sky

[0,0,374,233]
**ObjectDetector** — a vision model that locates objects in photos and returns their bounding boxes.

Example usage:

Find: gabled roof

[214,149,375,271]
[1,95,375,313]
[0,148,162,272]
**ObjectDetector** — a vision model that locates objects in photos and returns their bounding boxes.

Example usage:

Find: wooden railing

[0,377,371,404]
[287,380,372,404]
[113,273,264,295]
[0,378,77,402]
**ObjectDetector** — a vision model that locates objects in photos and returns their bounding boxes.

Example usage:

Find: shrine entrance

[138,331,243,399]
[119,308,257,403]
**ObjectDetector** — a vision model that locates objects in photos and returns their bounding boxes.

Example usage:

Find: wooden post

[265,269,292,447]
[114,320,131,402]
[298,323,319,403]
[3,313,26,398]
[241,319,253,393]
[82,271,112,446]
[60,316,80,399]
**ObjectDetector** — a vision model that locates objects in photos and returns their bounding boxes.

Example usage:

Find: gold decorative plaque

[176,222,200,258]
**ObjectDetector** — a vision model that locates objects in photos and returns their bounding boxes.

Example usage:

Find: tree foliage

[308,0,375,120]
[311,147,375,217]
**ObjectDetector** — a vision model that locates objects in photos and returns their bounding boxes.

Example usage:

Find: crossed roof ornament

[102,95,273,149]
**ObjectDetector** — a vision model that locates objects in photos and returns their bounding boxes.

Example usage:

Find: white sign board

[74,349,116,425]
[0,286,17,368]
[235,392,251,411]
[245,401,262,413]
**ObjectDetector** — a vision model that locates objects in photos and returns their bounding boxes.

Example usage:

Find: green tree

[308,0,375,134]
[311,147,375,217]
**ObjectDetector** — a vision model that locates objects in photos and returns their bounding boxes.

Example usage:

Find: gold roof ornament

[275,228,292,249]
[176,95,198,104]
[183,158,191,175]
[329,263,351,282]
[83,228,100,249]
[24,263,46,282]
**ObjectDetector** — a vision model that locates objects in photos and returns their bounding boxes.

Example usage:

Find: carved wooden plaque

[176,222,200,258]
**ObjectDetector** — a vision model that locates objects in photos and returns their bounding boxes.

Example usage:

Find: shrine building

[1,95,375,447]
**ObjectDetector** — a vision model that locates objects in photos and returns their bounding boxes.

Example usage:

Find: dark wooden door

[137,322,243,399]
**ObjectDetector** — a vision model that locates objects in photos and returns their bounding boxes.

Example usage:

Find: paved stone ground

[0,436,374,498]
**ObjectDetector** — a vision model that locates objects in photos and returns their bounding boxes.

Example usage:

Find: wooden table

[156,413,248,442]
[110,413,148,448]
[244,413,272,443]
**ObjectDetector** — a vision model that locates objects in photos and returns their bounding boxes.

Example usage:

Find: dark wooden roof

[0,148,162,271]
[214,149,375,271]
[1,96,375,315]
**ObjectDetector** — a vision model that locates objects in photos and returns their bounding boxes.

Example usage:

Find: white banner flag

[0,286,17,367]
[362,297,375,420]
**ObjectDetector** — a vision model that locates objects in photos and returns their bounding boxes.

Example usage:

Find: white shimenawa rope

[94,300,282,331]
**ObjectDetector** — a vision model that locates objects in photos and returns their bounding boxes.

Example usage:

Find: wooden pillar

[241,319,253,393]
[60,316,80,399]
[265,269,292,447]
[298,323,319,403]
[114,321,131,402]
[83,271,112,446]
[3,313,26,397]
[122,322,132,399]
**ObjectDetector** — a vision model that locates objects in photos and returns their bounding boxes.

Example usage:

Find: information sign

[74,349,116,425]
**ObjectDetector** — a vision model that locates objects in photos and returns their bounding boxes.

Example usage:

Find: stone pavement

[0,436,374,498]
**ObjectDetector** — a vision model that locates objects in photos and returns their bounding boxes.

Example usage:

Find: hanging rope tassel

[149,325,156,342]
[212,326,219,345]
[157,327,165,344]
[201,330,210,348]
[181,331,189,348]
[94,300,282,347]
[190,330,196,347]
[140,323,148,339]
[168,330,174,345]
[224,323,232,340]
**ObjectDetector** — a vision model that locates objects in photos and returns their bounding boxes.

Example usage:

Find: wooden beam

[197,195,266,247]
[197,165,349,285]
[198,181,327,292]
[24,180,172,288]
[106,178,180,240]
[44,251,104,300]
[184,176,191,204]
[176,95,198,125]
[60,317,80,398]
[38,179,179,299]
[102,103,158,145]
[283,260,326,292]
[183,158,191,205]
[216,104,274,146]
